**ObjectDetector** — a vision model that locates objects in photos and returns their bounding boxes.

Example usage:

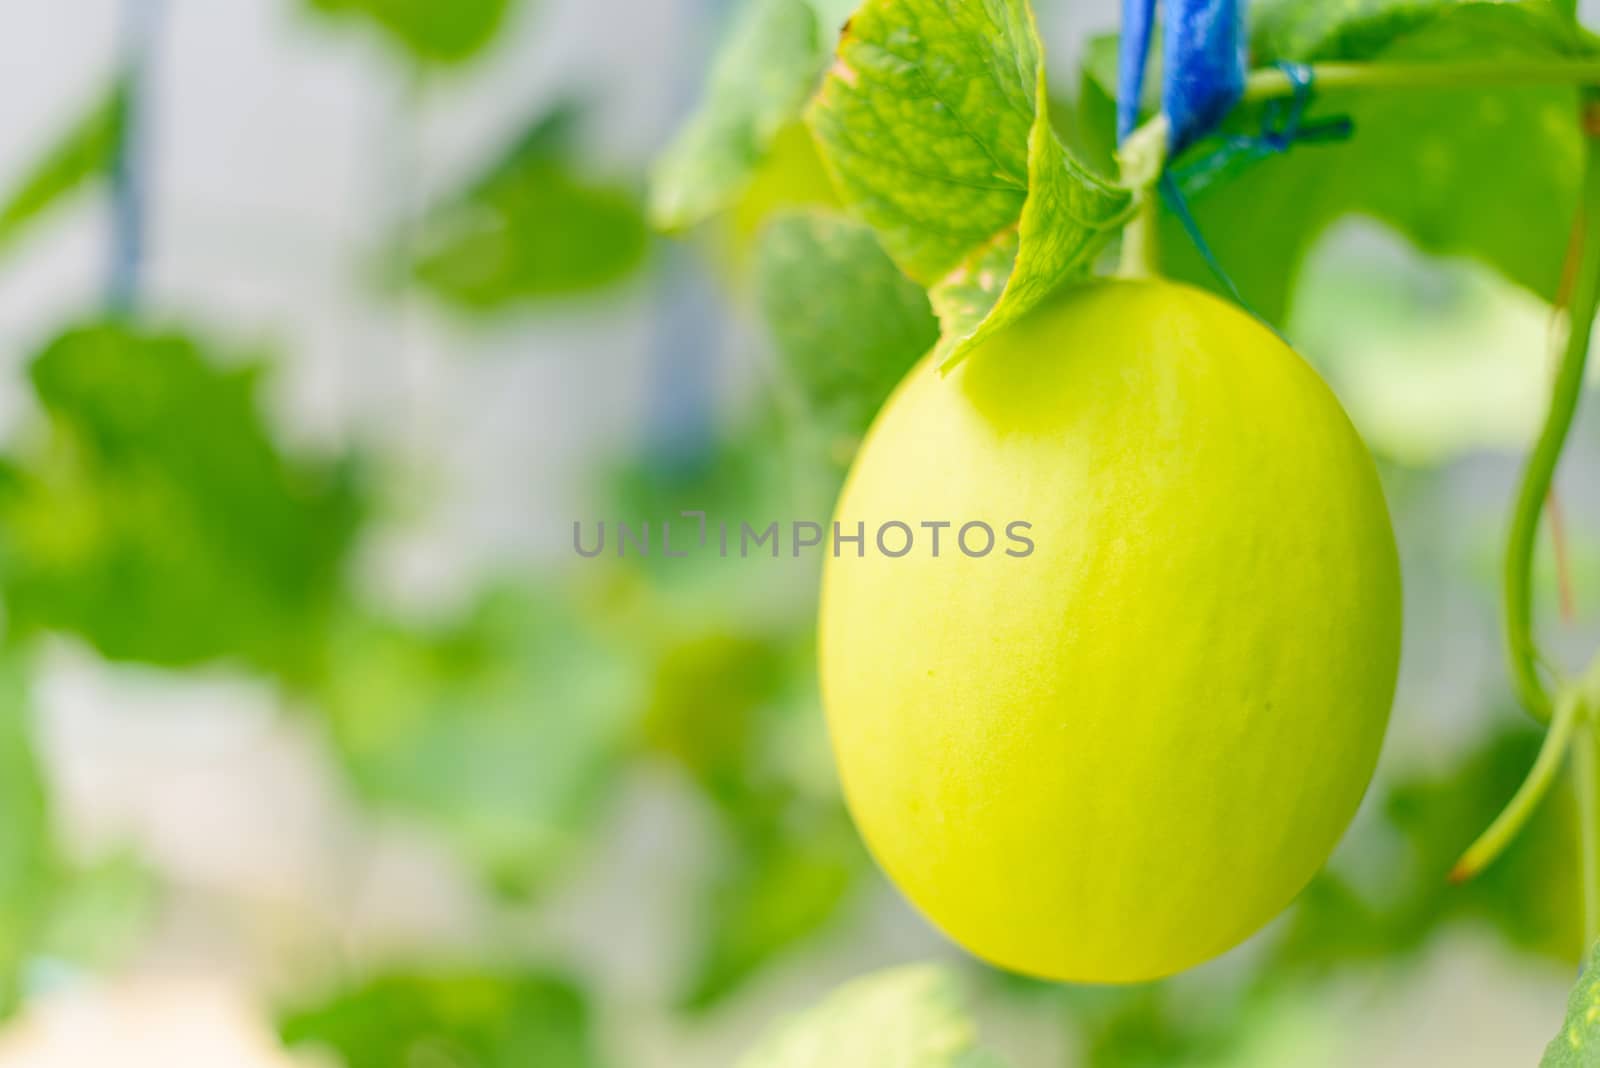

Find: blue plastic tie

[1160,62,1354,313]
[1117,0,1157,143]
[1170,62,1353,198]
[1161,0,1246,155]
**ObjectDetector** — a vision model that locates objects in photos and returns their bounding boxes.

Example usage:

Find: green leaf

[0,322,364,682]
[755,211,938,448]
[0,658,142,1015]
[683,813,861,1011]
[1543,943,1600,1066]
[642,624,864,1009]
[723,122,847,267]
[806,0,1132,369]
[737,964,1013,1068]
[1257,0,1592,305]
[1251,0,1588,65]
[409,106,649,309]
[31,852,157,975]
[644,630,796,802]
[280,970,603,1068]
[650,0,850,231]
[1082,2,1597,325]
[1272,724,1584,974]
[304,0,512,64]
[0,80,124,256]
[0,661,50,1016]
[318,585,646,897]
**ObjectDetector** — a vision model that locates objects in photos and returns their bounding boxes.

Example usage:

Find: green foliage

[1081,0,1599,325]
[650,0,853,231]
[806,0,1132,369]
[1252,0,1590,65]
[726,123,845,261]
[0,322,363,681]
[667,641,862,1010]
[0,80,123,256]
[0,0,1588,1060]
[304,0,512,65]
[1270,725,1582,973]
[685,814,861,1010]
[1067,983,1263,1068]
[736,964,1012,1068]
[1058,723,1585,1067]
[606,444,865,1007]
[643,630,799,805]
[0,657,153,1015]
[638,617,864,1009]
[280,969,604,1068]
[755,211,938,450]
[408,106,648,310]
[0,663,49,1015]
[1544,943,1600,1066]
[30,852,157,975]
[317,585,646,898]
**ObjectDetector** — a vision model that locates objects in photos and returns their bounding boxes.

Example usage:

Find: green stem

[1118,194,1160,278]
[1116,120,1169,278]
[1121,61,1600,172]
[1504,114,1600,724]
[1577,715,1600,951]
[1579,659,1600,948]
[1452,690,1582,883]
[1433,104,1600,914]
[1241,60,1600,103]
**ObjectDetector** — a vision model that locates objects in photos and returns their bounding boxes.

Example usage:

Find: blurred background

[0,0,1599,1065]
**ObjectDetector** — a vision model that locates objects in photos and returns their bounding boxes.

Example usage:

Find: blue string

[1159,62,1354,313]
[1159,172,1247,306]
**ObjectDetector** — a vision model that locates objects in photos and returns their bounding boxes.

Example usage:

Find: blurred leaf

[650,0,850,231]
[755,211,937,451]
[684,811,861,1011]
[739,965,1011,1068]
[1084,2,1595,325]
[1068,39,1123,178]
[603,437,861,1006]
[0,659,147,1013]
[1251,0,1587,64]
[0,661,50,1015]
[1058,722,1585,1067]
[806,0,1131,369]
[1073,984,1256,1068]
[644,626,863,1009]
[304,0,512,65]
[1401,731,1583,962]
[0,322,364,681]
[1251,0,1592,306]
[408,105,648,310]
[600,422,843,608]
[1544,942,1600,1066]
[30,852,157,975]
[725,123,844,262]
[644,631,792,800]
[318,585,646,897]
[0,80,124,256]
[1273,725,1582,976]
[281,969,603,1068]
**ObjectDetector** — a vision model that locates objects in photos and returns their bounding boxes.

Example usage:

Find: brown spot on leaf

[1584,100,1600,138]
